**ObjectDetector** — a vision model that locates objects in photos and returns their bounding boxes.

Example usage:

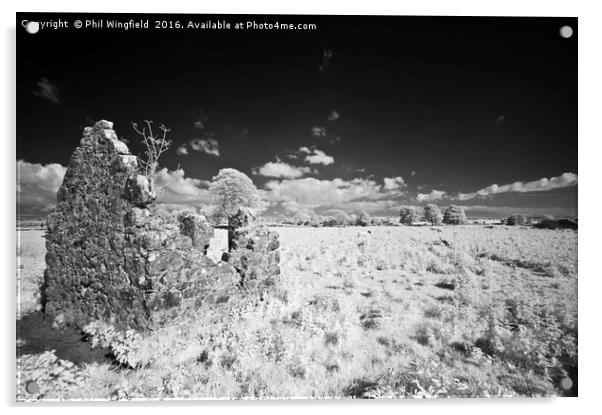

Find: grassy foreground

[17,225,577,400]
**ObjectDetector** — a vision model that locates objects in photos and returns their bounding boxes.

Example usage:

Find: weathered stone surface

[229,225,281,291]
[124,174,154,207]
[178,213,212,252]
[44,120,280,331]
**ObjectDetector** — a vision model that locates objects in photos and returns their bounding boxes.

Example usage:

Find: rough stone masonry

[43,120,280,330]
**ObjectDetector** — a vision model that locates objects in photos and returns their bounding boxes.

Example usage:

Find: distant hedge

[534,218,578,230]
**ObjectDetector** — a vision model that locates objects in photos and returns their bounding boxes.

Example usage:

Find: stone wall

[229,226,280,292]
[43,120,279,331]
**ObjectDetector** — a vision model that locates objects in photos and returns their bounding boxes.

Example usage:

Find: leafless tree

[131,120,172,196]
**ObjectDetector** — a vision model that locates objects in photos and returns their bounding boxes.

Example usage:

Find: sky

[17,13,578,220]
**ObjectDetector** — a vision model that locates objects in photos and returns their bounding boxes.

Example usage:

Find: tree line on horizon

[272,204,469,228]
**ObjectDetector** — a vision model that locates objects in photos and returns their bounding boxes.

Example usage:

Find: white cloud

[255,162,314,179]
[455,193,476,201]
[189,138,220,156]
[328,110,340,121]
[301,148,334,165]
[263,177,383,208]
[311,126,326,137]
[261,176,408,215]
[33,77,60,104]
[155,168,211,205]
[17,160,67,217]
[455,172,578,200]
[383,176,406,191]
[416,189,446,202]
[176,145,188,156]
[278,200,316,216]
[18,161,66,193]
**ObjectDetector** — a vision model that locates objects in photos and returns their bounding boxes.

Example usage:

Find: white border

[3,1,601,414]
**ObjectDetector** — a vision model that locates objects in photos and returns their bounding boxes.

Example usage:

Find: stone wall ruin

[43,120,280,330]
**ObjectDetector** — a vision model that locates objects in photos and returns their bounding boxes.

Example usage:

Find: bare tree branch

[131,120,173,197]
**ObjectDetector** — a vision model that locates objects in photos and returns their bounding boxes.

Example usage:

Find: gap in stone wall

[206,229,228,263]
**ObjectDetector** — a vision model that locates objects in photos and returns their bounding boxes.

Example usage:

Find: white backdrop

[2,0,600,413]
